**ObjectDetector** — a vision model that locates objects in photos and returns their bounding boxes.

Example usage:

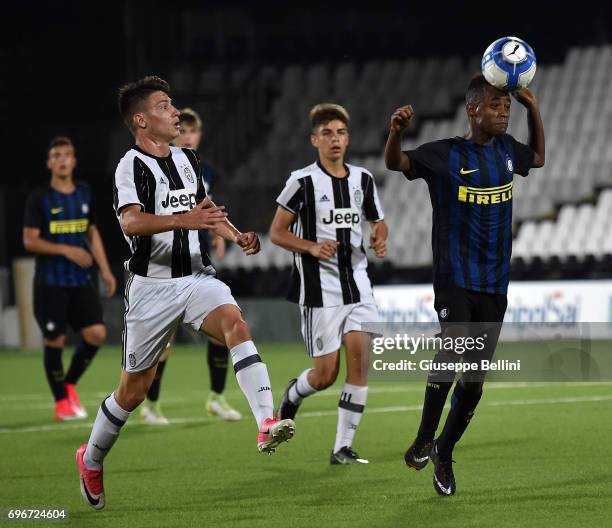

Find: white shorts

[122,272,238,372]
[300,302,380,357]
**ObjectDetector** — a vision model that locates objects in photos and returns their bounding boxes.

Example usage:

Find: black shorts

[33,282,104,339]
[433,287,508,379]
[434,286,507,325]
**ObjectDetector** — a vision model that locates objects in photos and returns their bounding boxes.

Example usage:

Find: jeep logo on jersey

[321,208,361,228]
[160,189,197,214]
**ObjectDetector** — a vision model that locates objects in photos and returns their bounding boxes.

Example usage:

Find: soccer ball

[481,36,537,92]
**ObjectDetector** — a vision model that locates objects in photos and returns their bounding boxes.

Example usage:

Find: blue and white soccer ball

[481,36,537,92]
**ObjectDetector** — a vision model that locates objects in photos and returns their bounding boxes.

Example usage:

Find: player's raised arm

[384,105,415,172]
[512,88,545,168]
[269,206,338,260]
[119,198,226,237]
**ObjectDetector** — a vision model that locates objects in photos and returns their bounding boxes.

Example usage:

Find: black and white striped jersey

[276,160,384,307]
[113,145,214,279]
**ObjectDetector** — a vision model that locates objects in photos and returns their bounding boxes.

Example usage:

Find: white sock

[83,393,131,470]
[230,341,273,428]
[334,384,368,453]
[288,368,317,404]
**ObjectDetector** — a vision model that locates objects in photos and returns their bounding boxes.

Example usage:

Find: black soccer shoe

[404,438,433,471]
[430,442,456,496]
[275,378,301,421]
[330,446,369,465]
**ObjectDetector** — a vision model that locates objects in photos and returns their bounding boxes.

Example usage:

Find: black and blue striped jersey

[404,134,534,295]
[24,183,95,287]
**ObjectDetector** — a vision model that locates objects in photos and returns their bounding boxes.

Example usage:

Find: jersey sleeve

[507,135,535,177]
[113,155,144,215]
[276,175,304,215]
[23,189,44,229]
[402,141,444,181]
[362,172,384,221]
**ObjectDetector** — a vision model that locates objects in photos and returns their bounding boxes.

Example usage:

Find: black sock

[65,339,99,385]
[436,381,483,458]
[44,346,66,401]
[416,377,453,443]
[207,341,229,394]
[147,359,167,402]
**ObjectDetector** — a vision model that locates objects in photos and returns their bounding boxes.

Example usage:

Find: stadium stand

[208,45,612,273]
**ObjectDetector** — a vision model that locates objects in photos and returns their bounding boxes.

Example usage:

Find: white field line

[1,394,611,434]
[1,381,611,406]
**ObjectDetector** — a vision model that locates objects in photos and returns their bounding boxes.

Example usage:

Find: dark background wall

[2,1,611,287]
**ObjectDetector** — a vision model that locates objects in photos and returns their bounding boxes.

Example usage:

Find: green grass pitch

[1,343,611,528]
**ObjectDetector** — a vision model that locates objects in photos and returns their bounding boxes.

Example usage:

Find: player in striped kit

[270,104,388,464]
[75,76,294,510]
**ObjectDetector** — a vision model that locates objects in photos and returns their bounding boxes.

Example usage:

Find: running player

[140,107,241,425]
[384,74,545,495]
[76,76,294,510]
[271,104,388,464]
[23,136,116,421]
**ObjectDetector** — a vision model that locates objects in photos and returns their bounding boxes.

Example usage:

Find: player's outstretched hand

[182,198,227,230]
[511,88,538,108]
[369,232,387,258]
[237,232,260,255]
[64,246,93,268]
[308,240,339,261]
[390,105,415,133]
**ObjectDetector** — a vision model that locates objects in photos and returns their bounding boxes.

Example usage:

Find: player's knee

[226,318,251,343]
[44,335,66,348]
[83,325,107,346]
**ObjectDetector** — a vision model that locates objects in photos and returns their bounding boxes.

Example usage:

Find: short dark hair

[465,74,495,105]
[48,136,74,155]
[178,107,202,130]
[117,75,171,132]
[310,103,350,132]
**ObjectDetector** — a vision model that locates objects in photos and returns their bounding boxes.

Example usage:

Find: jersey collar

[316,160,349,179]
[133,144,173,161]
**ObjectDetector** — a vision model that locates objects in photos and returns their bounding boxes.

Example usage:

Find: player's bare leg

[200,303,294,453]
[77,366,157,509]
[276,350,340,422]
[331,331,370,465]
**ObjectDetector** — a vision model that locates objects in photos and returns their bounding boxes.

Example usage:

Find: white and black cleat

[330,446,369,465]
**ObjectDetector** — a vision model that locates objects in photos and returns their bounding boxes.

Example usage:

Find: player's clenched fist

[390,105,415,133]
[181,198,227,230]
[369,233,387,258]
[237,232,261,255]
[308,240,339,261]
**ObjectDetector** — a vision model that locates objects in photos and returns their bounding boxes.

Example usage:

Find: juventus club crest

[353,189,363,207]
[183,166,194,183]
